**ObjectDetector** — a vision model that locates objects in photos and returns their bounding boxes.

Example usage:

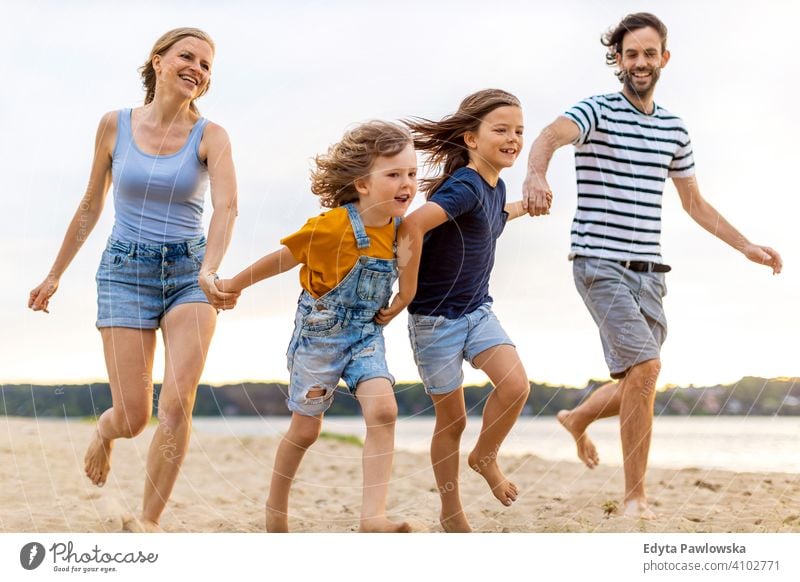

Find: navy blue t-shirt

[409,166,508,318]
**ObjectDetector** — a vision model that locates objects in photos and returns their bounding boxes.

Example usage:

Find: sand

[1,416,798,533]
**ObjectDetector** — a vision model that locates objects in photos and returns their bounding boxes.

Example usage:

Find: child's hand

[216,278,240,294]
[374,293,411,325]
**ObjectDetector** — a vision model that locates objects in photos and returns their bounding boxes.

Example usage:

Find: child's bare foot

[557,410,599,469]
[359,517,412,533]
[440,510,472,533]
[467,451,518,506]
[122,514,163,532]
[84,428,113,486]
[266,505,289,532]
[623,499,657,520]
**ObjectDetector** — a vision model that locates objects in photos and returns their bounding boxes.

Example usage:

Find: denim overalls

[285,203,399,416]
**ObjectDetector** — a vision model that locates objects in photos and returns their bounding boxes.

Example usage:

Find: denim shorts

[573,256,667,379]
[285,292,394,417]
[408,303,515,395]
[95,237,209,329]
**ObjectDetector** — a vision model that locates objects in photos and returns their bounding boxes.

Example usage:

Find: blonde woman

[28,28,238,532]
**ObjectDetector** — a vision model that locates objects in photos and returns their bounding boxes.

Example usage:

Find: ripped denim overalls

[285,203,399,416]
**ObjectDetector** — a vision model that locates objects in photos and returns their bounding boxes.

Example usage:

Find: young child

[218,121,416,533]
[377,89,542,532]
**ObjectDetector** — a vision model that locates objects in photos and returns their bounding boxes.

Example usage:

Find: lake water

[193,416,800,474]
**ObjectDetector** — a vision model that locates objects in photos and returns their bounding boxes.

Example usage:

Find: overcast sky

[4,0,797,388]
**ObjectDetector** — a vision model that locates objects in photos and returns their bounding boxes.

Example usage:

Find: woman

[28,27,238,532]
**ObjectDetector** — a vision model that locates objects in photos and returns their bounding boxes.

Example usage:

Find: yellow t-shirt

[280,206,395,298]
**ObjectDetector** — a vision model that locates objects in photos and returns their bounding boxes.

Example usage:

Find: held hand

[28,275,60,313]
[199,272,240,310]
[743,244,783,275]
[522,173,553,216]
[374,293,410,326]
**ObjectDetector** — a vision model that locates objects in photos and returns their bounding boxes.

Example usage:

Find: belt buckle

[622,260,631,269]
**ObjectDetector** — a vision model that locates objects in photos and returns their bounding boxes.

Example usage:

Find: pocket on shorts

[410,313,444,330]
[188,240,206,269]
[98,249,129,273]
[301,308,343,337]
[356,268,393,304]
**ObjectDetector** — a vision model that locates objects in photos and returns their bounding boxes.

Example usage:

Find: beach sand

[1,416,798,533]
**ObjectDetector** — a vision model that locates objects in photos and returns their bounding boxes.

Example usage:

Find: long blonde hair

[139,28,215,114]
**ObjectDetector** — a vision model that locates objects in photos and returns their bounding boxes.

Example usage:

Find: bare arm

[28,112,116,313]
[504,200,526,221]
[217,246,299,293]
[374,202,449,325]
[197,122,240,309]
[673,175,782,274]
[522,116,580,216]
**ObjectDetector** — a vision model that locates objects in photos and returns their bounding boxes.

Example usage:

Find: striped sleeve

[667,120,696,178]
[564,98,601,146]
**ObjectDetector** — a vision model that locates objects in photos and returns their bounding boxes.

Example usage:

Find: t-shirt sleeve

[280,215,321,265]
[429,174,480,220]
[563,97,601,146]
[668,120,696,178]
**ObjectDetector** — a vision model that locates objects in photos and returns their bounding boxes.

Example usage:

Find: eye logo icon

[20,542,46,570]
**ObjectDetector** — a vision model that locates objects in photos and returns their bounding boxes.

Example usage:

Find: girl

[377,89,540,533]
[28,28,239,532]
[218,121,416,533]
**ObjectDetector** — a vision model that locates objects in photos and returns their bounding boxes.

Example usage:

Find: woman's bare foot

[440,510,472,533]
[467,451,518,506]
[557,410,599,469]
[623,498,657,520]
[266,505,289,532]
[122,514,164,532]
[359,517,412,533]
[84,428,113,486]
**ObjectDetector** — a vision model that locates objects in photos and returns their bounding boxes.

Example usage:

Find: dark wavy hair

[602,13,668,81]
[406,88,521,197]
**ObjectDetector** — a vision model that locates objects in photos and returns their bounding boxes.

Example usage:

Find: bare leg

[356,378,410,533]
[467,345,529,506]
[619,358,660,519]
[557,380,619,468]
[129,303,215,531]
[265,412,322,532]
[430,389,471,532]
[85,328,156,486]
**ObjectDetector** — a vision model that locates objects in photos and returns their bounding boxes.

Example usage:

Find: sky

[3,0,798,388]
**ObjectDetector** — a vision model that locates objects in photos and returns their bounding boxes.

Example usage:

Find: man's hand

[743,243,783,274]
[522,173,553,216]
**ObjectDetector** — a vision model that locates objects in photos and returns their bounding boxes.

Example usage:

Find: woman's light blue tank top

[110,109,209,244]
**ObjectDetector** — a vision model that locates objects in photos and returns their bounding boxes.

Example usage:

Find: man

[522,12,782,519]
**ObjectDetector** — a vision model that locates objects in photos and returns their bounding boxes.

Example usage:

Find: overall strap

[393,216,402,254]
[345,203,371,249]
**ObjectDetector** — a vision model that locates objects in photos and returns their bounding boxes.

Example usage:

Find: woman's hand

[28,275,60,313]
[199,271,240,310]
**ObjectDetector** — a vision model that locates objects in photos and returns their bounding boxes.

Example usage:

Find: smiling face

[616,26,670,99]
[465,105,524,173]
[152,36,214,101]
[355,142,417,220]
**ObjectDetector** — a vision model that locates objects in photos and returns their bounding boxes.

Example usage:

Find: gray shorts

[572,256,668,379]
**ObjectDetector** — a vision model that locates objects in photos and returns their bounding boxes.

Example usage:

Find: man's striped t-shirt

[564,92,695,263]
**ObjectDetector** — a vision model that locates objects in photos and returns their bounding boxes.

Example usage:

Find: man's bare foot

[266,505,289,532]
[84,428,113,486]
[359,517,412,533]
[623,499,657,520]
[467,451,518,506]
[557,410,599,469]
[440,510,472,533]
[122,514,164,532]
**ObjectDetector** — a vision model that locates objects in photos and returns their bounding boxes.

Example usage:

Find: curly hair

[310,121,413,208]
[405,89,521,197]
[139,28,215,115]
[602,13,668,81]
